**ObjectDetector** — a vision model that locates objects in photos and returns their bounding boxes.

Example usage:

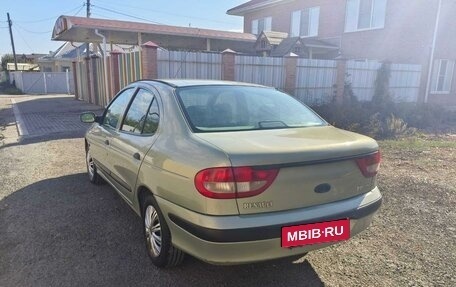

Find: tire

[142,194,185,268]
[86,149,103,185]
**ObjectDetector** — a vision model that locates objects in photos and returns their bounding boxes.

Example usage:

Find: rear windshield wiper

[258,121,288,129]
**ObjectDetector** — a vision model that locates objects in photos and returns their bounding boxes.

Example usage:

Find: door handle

[104,139,110,145]
[133,152,141,160]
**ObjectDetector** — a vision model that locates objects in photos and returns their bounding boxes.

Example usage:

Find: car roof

[143,79,269,88]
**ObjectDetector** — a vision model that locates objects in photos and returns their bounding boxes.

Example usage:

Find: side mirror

[80,112,97,123]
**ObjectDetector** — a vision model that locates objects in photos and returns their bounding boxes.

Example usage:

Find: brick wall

[237,0,456,105]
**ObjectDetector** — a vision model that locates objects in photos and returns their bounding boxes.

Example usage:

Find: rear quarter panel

[134,83,239,215]
[137,134,239,215]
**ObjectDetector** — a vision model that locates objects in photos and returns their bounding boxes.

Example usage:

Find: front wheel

[86,149,103,185]
[142,195,185,268]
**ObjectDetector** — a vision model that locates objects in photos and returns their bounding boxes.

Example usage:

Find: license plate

[281,219,350,248]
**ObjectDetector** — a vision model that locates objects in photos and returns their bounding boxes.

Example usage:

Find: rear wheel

[142,195,185,267]
[86,149,103,184]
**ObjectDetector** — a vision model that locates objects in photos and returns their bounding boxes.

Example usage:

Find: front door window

[121,89,155,134]
[103,88,136,129]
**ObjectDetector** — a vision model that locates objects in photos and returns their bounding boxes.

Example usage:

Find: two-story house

[228,0,456,105]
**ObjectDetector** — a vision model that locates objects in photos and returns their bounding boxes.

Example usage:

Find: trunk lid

[195,126,379,214]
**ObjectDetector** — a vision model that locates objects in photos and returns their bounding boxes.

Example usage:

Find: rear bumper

[157,187,382,265]
[169,196,381,243]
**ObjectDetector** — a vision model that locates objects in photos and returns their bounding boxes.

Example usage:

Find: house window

[291,7,320,37]
[431,59,455,93]
[252,17,272,34]
[260,39,267,49]
[345,0,387,32]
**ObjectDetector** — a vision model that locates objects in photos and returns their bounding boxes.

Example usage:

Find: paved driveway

[0,95,323,287]
[10,95,102,138]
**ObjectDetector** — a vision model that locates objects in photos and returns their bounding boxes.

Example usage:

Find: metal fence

[295,59,337,105]
[72,48,424,107]
[346,61,421,102]
[157,50,222,79]
[75,60,89,102]
[235,55,285,89]
[389,63,422,102]
[346,61,381,102]
[93,57,108,107]
[9,71,74,94]
[119,51,142,89]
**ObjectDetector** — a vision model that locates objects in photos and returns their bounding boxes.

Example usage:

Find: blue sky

[0,0,246,55]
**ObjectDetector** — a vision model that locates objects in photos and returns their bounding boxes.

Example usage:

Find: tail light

[195,167,279,199]
[356,151,381,177]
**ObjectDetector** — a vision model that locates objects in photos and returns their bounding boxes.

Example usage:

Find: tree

[372,62,392,109]
[1,54,15,71]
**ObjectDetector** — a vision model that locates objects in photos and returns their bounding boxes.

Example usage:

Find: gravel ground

[0,96,455,286]
[309,136,456,286]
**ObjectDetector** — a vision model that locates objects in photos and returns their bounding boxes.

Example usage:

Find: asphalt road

[0,95,323,287]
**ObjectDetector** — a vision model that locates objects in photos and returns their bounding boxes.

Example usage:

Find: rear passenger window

[121,89,154,134]
[142,99,160,135]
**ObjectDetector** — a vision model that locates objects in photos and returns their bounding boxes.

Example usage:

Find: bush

[311,62,456,139]
[0,81,23,95]
[312,101,455,139]
[394,103,456,133]
[383,114,413,139]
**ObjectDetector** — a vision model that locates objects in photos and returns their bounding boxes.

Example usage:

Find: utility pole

[7,13,18,71]
[86,0,91,58]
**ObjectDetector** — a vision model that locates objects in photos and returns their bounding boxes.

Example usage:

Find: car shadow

[0,173,325,287]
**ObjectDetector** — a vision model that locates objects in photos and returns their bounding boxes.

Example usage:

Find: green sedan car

[80,80,382,268]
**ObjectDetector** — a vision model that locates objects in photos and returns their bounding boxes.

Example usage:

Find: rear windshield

[176,85,326,132]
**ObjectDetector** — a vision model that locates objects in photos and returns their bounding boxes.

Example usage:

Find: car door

[107,87,161,204]
[88,88,137,175]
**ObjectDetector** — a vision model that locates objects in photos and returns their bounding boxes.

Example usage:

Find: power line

[91,4,164,25]
[5,5,84,35]
[12,26,34,53]
[91,13,116,20]
[14,5,84,23]
[92,0,238,26]
[15,24,52,34]
[73,4,86,17]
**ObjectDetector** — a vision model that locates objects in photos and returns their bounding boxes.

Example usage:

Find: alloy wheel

[144,205,162,257]
[86,152,95,178]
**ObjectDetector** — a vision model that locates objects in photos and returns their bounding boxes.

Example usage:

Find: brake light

[195,167,279,199]
[356,151,381,177]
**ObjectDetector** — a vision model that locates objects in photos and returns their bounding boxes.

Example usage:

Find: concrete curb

[0,97,20,146]
[11,99,29,136]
